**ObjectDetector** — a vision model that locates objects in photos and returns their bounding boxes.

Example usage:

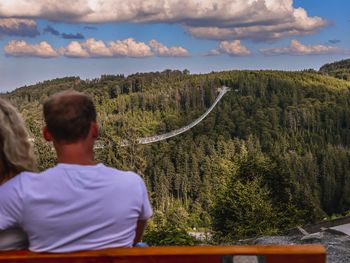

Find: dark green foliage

[144,226,198,246]
[212,177,278,242]
[211,150,323,243]
[143,205,199,246]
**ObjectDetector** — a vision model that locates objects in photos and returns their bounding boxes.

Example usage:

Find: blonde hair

[0,98,36,183]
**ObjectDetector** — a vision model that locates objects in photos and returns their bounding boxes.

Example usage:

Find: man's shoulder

[18,167,58,180]
[4,166,66,189]
[0,171,37,201]
[101,165,142,181]
[1,170,37,188]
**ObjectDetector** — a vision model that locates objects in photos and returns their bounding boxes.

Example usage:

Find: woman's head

[0,98,36,183]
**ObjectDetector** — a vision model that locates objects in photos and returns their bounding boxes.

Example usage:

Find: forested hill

[320,58,350,80]
[2,69,350,241]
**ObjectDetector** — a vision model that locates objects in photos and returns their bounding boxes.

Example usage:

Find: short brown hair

[43,90,96,143]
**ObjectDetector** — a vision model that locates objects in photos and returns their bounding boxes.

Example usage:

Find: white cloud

[0,1,92,21]
[59,41,90,57]
[109,38,153,57]
[4,38,189,58]
[0,0,328,41]
[149,40,189,57]
[205,49,221,56]
[59,38,152,58]
[59,39,112,57]
[260,40,346,55]
[84,39,112,57]
[185,2,327,41]
[0,18,39,37]
[4,40,58,57]
[205,40,251,56]
[219,40,251,56]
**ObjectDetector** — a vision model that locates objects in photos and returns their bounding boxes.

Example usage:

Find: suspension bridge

[120,86,230,146]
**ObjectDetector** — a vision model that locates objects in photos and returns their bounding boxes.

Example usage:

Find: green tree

[212,177,277,242]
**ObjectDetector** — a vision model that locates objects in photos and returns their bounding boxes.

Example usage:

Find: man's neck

[54,140,96,166]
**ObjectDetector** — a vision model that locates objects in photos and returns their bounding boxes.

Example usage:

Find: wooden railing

[0,245,326,263]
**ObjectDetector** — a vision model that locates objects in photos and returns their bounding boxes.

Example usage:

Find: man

[0,90,152,252]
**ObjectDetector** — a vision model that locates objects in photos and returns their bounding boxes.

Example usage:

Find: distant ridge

[320,58,350,80]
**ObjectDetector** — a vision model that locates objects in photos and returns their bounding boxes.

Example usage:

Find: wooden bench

[0,245,326,263]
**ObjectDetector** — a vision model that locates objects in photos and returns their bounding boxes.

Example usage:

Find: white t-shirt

[0,163,152,252]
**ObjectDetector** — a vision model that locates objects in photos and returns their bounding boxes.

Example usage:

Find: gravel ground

[243,232,350,263]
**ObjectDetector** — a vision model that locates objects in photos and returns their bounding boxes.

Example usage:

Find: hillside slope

[320,58,350,80]
[2,69,350,240]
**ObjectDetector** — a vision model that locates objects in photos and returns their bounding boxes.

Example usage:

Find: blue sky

[0,0,349,92]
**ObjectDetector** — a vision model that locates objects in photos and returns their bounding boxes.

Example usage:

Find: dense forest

[1,59,350,243]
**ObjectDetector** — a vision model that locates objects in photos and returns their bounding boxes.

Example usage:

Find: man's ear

[91,122,99,139]
[43,126,53,141]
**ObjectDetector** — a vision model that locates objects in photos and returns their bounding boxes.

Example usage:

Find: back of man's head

[43,90,96,143]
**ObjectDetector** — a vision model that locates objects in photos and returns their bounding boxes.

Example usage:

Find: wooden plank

[265,254,326,263]
[0,245,326,263]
